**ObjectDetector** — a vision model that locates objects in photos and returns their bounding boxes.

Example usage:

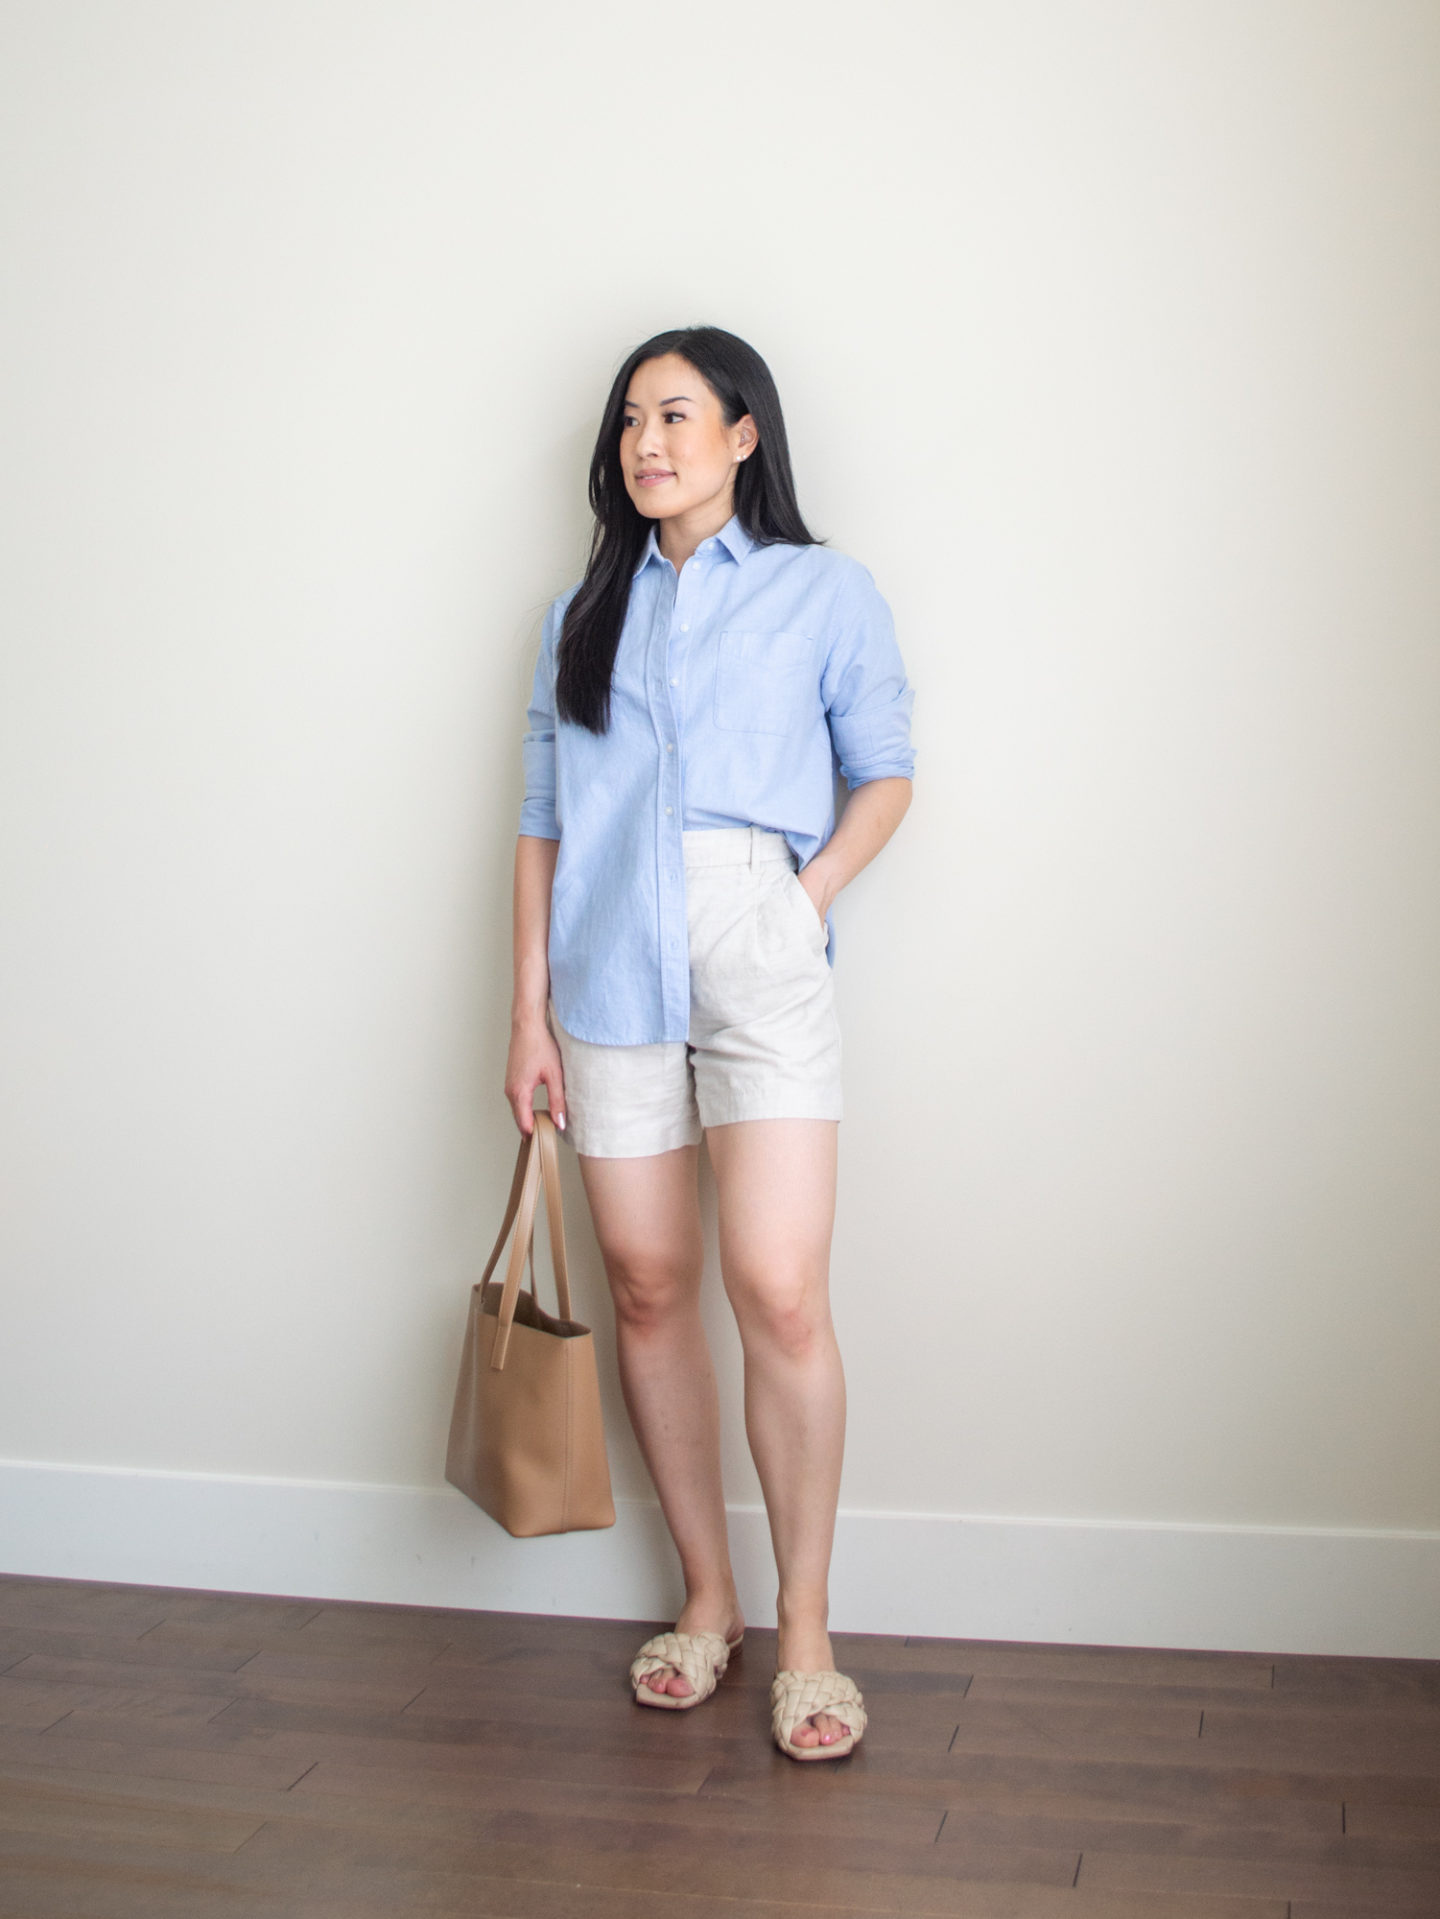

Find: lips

[635,470,675,487]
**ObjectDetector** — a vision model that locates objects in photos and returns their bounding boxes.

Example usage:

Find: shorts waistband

[682,825,797,869]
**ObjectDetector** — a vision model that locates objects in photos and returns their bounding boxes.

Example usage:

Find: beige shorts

[551,826,843,1158]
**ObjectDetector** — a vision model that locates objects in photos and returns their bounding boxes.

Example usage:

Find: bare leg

[577,1145,743,1698]
[706,1118,848,1749]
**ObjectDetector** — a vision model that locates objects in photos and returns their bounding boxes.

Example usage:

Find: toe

[789,1717,820,1747]
[638,1664,693,1699]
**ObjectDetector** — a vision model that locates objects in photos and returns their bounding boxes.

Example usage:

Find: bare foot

[636,1595,745,1701]
[776,1621,848,1748]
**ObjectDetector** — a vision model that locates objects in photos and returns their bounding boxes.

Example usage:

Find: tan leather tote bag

[445,1110,615,1536]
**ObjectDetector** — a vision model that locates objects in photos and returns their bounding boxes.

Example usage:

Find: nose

[635,416,663,459]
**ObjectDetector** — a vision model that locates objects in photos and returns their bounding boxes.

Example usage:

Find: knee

[603,1245,697,1335]
[729,1268,831,1362]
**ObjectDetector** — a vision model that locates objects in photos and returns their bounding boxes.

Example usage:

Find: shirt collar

[714,515,754,565]
[633,514,755,577]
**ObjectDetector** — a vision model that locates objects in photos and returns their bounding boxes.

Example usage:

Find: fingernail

[556,1113,566,1131]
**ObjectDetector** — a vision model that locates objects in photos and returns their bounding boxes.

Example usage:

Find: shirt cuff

[517,802,561,839]
[843,756,915,792]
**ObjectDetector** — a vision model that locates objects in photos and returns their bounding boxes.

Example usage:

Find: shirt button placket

[657,597,687,1026]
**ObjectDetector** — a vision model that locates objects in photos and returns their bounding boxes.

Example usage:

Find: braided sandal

[630,1628,745,1711]
[770,1669,867,1761]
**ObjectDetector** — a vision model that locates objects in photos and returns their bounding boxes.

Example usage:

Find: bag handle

[533,1108,572,1316]
[486,1110,573,1372]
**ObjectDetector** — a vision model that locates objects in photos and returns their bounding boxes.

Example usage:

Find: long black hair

[555,326,819,733]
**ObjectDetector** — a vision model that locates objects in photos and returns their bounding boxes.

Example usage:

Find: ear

[733,413,759,463]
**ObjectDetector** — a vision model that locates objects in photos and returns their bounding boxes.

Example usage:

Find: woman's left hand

[794,779,913,931]
[796,858,837,928]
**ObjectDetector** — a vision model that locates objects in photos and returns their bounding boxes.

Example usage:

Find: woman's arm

[504,833,567,1136]
[796,776,912,922]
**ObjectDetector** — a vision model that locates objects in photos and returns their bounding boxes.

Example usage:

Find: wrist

[510,998,550,1037]
[804,853,845,912]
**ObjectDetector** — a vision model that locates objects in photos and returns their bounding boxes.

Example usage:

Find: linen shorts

[551,826,843,1158]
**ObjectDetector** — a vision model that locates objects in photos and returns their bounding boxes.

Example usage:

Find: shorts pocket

[786,868,830,953]
[714,630,818,736]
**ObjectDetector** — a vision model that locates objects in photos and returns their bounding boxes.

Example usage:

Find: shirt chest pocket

[713,629,819,737]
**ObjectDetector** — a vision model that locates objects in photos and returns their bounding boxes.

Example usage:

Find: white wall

[3,0,1439,1652]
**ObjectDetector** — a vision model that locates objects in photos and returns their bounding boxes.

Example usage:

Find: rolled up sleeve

[821,571,916,789]
[518,600,561,839]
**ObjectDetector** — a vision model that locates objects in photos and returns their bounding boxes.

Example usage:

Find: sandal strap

[770,1668,868,1746]
[630,1630,732,1699]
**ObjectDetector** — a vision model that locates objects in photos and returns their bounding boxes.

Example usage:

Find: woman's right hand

[505,1018,567,1138]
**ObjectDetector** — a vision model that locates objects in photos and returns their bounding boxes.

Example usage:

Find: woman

[505,326,914,1761]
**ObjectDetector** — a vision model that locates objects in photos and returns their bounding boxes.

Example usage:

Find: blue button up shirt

[519,516,915,1045]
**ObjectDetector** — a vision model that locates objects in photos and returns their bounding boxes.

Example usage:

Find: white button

[665,805,673,816]
[666,742,674,752]
[670,676,678,686]
[680,622,689,632]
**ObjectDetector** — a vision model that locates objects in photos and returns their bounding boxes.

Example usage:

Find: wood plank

[935,1804,1364,1858]
[1080,1843,1440,1904]
[0,1629,260,1675]
[8,1645,444,1713]
[421,1611,680,1660]
[0,1676,234,1733]
[131,1593,324,1635]
[962,1674,1244,1710]
[0,1777,263,1853]
[288,1603,485,1649]
[1198,1702,1440,1769]
[1293,1904,1440,1919]
[4,1654,252,1702]
[903,1638,1276,1691]
[1345,1800,1440,1839]
[1274,1655,1440,1708]
[0,1582,172,1639]
[0,1727,318,1792]
[948,1695,1204,1752]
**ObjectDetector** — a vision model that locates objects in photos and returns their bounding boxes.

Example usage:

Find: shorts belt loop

[749,825,760,870]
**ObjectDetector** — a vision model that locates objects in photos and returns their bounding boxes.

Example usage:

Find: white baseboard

[2,1457,1438,1658]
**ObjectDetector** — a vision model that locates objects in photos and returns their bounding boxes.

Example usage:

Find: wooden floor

[1,1577,1439,1917]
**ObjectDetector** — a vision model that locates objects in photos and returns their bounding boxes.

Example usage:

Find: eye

[621,413,638,429]
[663,411,687,425]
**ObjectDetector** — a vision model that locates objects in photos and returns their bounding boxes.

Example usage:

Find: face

[619,353,757,524]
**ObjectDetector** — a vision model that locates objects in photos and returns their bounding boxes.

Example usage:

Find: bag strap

[488,1110,573,1372]
[477,1125,533,1297]
[533,1109,573,1321]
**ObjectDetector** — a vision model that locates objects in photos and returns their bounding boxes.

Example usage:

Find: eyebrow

[623,395,694,409]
